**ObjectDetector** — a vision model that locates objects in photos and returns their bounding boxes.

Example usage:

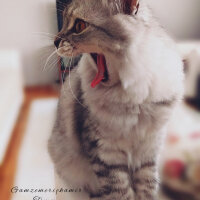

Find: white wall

[147,0,200,40]
[0,0,58,85]
[0,0,200,85]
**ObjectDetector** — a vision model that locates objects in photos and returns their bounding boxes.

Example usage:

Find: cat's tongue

[91,54,106,88]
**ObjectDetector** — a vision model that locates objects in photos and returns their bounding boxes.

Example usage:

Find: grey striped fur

[48,0,184,199]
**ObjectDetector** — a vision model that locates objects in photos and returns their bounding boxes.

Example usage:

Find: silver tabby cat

[48,0,184,199]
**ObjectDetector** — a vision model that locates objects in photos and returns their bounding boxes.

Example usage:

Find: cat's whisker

[32,32,54,38]
[43,50,57,72]
[65,53,86,108]
[49,59,60,73]
[32,32,62,40]
[32,34,56,43]
[41,44,55,49]
[39,51,57,66]
[49,8,64,13]
[47,56,59,72]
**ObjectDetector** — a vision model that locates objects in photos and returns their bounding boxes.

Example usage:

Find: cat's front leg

[132,161,158,200]
[86,157,135,200]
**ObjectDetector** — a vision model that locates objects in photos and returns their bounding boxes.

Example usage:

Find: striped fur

[48,0,184,199]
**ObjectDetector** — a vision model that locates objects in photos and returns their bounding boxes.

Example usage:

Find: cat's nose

[54,37,62,49]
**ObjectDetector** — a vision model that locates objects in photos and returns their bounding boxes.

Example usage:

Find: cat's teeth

[63,46,72,51]
[57,47,73,57]
[63,41,70,46]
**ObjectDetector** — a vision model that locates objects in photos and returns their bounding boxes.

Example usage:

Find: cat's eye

[74,19,88,34]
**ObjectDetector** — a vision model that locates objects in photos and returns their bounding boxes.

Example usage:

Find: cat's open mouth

[90,53,109,88]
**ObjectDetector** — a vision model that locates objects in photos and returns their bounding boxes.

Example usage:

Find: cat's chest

[88,102,159,139]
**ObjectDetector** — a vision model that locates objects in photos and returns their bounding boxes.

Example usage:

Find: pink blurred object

[190,132,200,139]
[167,134,180,144]
[164,159,185,179]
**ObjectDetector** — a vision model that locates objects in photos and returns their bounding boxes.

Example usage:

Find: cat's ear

[122,0,140,15]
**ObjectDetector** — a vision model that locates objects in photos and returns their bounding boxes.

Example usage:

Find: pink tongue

[91,54,106,88]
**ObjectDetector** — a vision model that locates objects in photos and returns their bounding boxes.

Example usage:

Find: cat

[48,0,184,199]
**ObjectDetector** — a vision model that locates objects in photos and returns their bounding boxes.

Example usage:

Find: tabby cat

[48,0,184,199]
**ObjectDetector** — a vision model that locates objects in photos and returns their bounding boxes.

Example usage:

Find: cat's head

[55,0,140,87]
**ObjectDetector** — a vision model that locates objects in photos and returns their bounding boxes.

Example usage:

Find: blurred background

[0,0,199,200]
